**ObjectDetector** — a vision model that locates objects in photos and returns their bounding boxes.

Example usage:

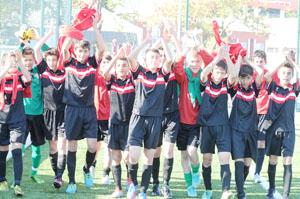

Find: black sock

[67,151,77,184]
[140,165,153,193]
[152,157,160,185]
[0,151,8,182]
[244,165,250,181]
[49,152,58,176]
[126,164,129,178]
[128,163,138,186]
[84,151,96,173]
[235,161,245,198]
[112,165,122,190]
[255,148,265,175]
[283,165,292,198]
[220,164,231,192]
[163,158,173,185]
[103,167,111,177]
[268,163,277,190]
[12,149,22,186]
[56,154,66,178]
[92,160,97,167]
[202,164,212,190]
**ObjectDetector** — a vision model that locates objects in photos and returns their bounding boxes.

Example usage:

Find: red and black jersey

[163,70,179,114]
[131,64,169,117]
[37,59,66,111]
[197,78,229,126]
[0,75,30,123]
[266,80,300,132]
[63,56,98,107]
[106,74,135,125]
[228,82,260,132]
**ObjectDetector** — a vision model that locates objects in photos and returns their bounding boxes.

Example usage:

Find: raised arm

[223,44,237,85]
[243,56,263,86]
[92,14,105,62]
[160,24,173,73]
[127,28,152,71]
[165,20,183,58]
[200,46,223,83]
[34,20,55,62]
[0,55,13,81]
[15,49,31,83]
[286,51,300,74]
[61,37,73,62]
[265,60,287,84]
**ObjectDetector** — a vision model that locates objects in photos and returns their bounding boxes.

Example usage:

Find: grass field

[2,129,300,198]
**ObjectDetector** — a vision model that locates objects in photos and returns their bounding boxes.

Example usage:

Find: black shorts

[0,121,26,146]
[265,130,295,157]
[65,105,97,140]
[128,114,162,149]
[23,114,46,146]
[176,123,200,151]
[200,125,231,154]
[231,128,257,160]
[157,111,180,147]
[257,114,266,141]
[108,123,129,151]
[97,120,109,142]
[43,109,65,141]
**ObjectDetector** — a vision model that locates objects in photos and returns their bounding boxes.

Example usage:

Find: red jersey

[94,70,110,120]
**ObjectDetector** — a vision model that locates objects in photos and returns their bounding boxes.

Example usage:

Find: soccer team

[0,10,299,199]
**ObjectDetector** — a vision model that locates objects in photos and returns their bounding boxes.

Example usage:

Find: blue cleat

[66,183,76,194]
[83,167,93,188]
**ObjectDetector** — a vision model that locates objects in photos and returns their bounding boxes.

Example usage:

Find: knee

[244,158,252,166]
[112,152,121,163]
[88,145,97,153]
[269,156,278,165]
[283,157,292,165]
[68,141,78,152]
[154,147,161,158]
[203,155,212,167]
[187,146,197,157]
[164,147,173,159]
[181,151,189,160]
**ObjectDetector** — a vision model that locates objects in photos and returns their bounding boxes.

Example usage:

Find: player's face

[8,56,18,73]
[278,66,293,86]
[116,60,129,79]
[46,55,58,71]
[145,51,160,71]
[212,66,226,84]
[253,57,266,69]
[239,75,253,89]
[159,50,166,68]
[187,56,202,74]
[100,58,111,69]
[75,47,90,63]
[22,54,34,71]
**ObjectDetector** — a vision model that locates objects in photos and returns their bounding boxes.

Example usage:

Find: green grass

[2,130,300,198]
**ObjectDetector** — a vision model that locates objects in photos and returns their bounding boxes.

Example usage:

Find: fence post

[20,0,26,26]
[55,0,61,44]
[40,0,45,37]
[67,0,72,25]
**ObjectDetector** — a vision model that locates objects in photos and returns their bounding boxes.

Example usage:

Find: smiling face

[22,54,34,71]
[75,47,90,63]
[8,54,18,73]
[116,59,129,79]
[46,55,58,71]
[186,51,202,74]
[278,64,294,87]
[145,50,160,72]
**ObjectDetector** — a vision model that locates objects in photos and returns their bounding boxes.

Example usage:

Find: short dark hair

[145,48,160,55]
[22,46,35,59]
[279,62,294,74]
[239,64,253,77]
[253,50,267,62]
[74,40,90,50]
[104,54,112,61]
[118,57,128,62]
[215,59,227,71]
[44,48,59,59]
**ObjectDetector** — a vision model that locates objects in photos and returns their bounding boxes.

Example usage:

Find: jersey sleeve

[36,59,48,74]
[63,57,74,68]
[130,63,143,80]
[227,84,237,98]
[294,79,300,97]
[266,80,276,95]
[252,82,261,98]
[19,75,31,88]
[88,55,99,69]
[200,79,208,92]
[106,75,114,91]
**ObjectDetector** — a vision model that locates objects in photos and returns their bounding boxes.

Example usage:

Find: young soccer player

[151,21,181,199]
[0,50,31,196]
[198,44,237,199]
[102,44,134,198]
[94,54,112,184]
[263,51,300,199]
[228,56,263,199]
[126,24,172,199]
[34,22,67,189]
[62,13,105,194]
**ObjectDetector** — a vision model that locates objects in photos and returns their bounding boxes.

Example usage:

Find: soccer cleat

[192,172,201,188]
[126,177,131,191]
[111,188,123,198]
[102,174,111,185]
[0,181,9,191]
[253,173,262,183]
[187,186,197,198]
[66,183,76,194]
[221,190,235,199]
[31,174,45,184]
[161,184,173,199]
[127,184,138,199]
[14,185,24,196]
[151,184,161,196]
[90,165,95,179]
[138,192,148,199]
[53,177,62,189]
[83,167,94,188]
[201,190,213,199]
[266,188,275,199]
